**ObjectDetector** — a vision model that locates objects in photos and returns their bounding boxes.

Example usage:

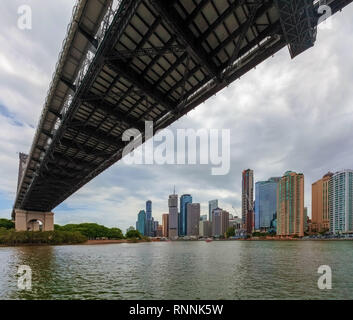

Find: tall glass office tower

[208,199,218,222]
[180,194,192,236]
[254,177,280,231]
[146,200,152,220]
[145,200,153,236]
[136,210,146,236]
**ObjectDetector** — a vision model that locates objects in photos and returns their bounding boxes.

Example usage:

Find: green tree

[0,219,15,230]
[126,229,142,239]
[226,226,235,238]
[56,223,124,239]
[0,228,87,245]
[108,228,124,239]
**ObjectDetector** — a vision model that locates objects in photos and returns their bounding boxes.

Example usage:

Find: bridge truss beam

[275,0,317,58]
[149,0,220,79]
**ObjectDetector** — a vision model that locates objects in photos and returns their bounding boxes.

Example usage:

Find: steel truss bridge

[13,0,353,215]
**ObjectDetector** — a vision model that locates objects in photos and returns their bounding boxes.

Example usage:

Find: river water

[0,241,353,300]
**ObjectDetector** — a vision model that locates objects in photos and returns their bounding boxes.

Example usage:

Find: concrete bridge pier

[14,210,54,232]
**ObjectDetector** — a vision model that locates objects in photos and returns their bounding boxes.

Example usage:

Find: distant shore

[61,237,353,244]
[0,238,156,247]
[1,237,353,248]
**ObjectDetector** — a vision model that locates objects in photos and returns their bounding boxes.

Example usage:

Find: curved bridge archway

[14,210,54,232]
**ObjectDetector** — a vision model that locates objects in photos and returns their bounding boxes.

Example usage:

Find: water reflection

[0,246,55,299]
[1,241,353,300]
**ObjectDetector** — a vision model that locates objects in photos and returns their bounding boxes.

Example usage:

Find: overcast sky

[1,1,353,232]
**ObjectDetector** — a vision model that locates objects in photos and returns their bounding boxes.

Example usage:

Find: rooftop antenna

[173,185,176,195]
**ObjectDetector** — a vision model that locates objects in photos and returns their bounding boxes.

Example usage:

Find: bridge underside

[13,0,353,214]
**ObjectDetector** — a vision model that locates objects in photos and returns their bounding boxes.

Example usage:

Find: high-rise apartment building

[242,169,254,234]
[212,208,229,237]
[329,170,353,234]
[156,225,163,237]
[199,220,212,237]
[208,199,218,222]
[153,220,159,237]
[168,193,178,239]
[180,194,192,236]
[162,213,169,237]
[186,203,200,236]
[277,171,305,237]
[312,173,333,233]
[212,208,222,236]
[254,177,281,231]
[221,210,229,235]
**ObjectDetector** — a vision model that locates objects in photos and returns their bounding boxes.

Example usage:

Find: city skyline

[131,167,353,237]
[1,2,353,232]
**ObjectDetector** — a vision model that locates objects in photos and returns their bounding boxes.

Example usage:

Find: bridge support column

[14,210,54,232]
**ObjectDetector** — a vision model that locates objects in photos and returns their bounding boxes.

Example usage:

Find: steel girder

[17,153,29,191]
[149,0,220,79]
[106,59,176,111]
[275,0,317,58]
[81,96,146,132]
[106,45,185,60]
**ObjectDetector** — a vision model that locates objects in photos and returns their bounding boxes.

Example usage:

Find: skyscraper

[242,169,254,234]
[208,199,218,222]
[186,203,200,236]
[162,213,169,237]
[168,193,178,239]
[146,200,152,220]
[199,220,212,237]
[212,208,222,237]
[136,210,146,236]
[277,171,305,237]
[254,177,281,231]
[221,210,230,235]
[156,225,163,237]
[145,200,153,237]
[312,173,333,233]
[329,170,353,234]
[153,220,159,237]
[212,208,229,237]
[180,194,192,236]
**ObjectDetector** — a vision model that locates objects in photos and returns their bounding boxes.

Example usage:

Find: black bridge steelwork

[13,0,352,215]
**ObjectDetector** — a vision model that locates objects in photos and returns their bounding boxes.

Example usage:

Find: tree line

[0,219,143,245]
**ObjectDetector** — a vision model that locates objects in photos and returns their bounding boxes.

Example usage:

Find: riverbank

[2,237,352,247]
[0,238,155,247]
[78,238,353,244]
